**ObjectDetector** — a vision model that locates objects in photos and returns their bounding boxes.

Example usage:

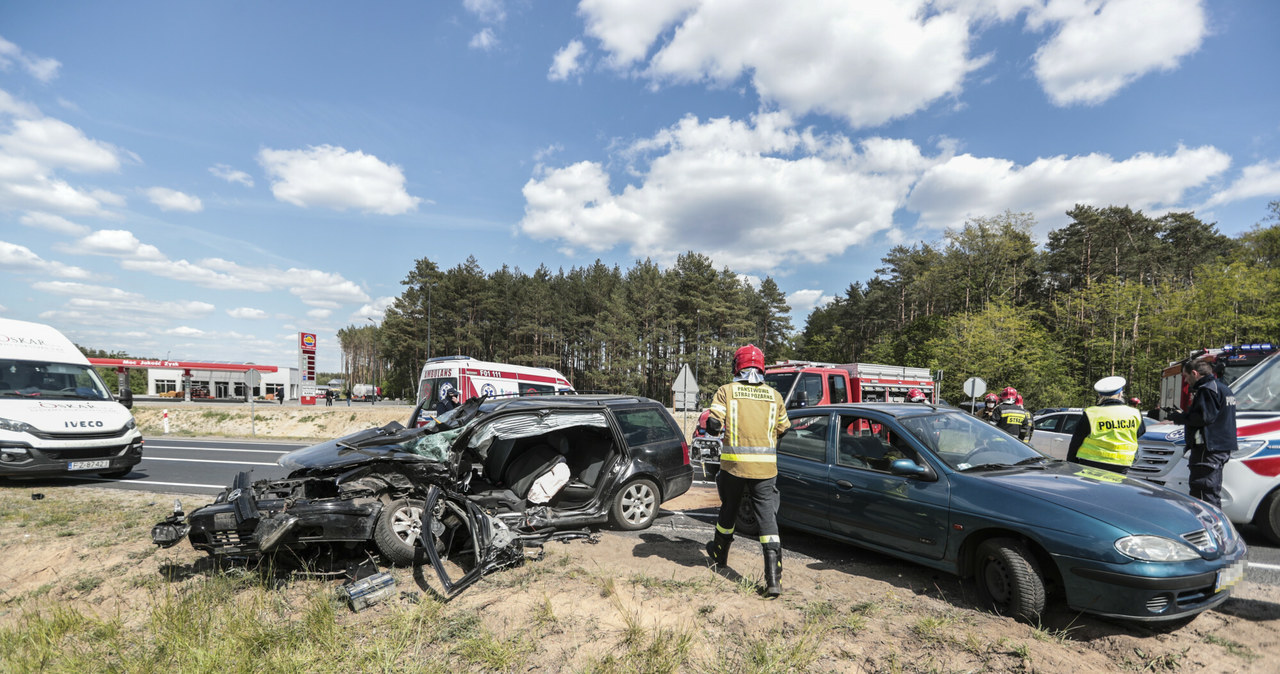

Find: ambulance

[416,356,574,412]
[0,318,144,479]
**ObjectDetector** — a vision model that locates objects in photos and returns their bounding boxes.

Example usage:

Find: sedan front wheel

[374,498,426,566]
[974,538,1046,623]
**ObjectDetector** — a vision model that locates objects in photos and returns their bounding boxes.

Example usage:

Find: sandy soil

[2,484,1278,672]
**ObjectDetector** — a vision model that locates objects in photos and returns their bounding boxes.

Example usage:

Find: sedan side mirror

[119,388,133,410]
[889,458,933,480]
[789,390,809,409]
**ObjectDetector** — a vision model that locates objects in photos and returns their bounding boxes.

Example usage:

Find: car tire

[1255,489,1280,546]
[974,538,1046,623]
[374,498,426,566]
[610,478,660,531]
[97,468,131,479]
[734,496,760,538]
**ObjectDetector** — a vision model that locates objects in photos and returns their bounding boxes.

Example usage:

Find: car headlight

[1232,438,1268,460]
[0,417,36,434]
[1115,535,1201,562]
[125,418,137,431]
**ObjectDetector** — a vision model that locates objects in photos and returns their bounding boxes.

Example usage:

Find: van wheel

[1255,490,1280,546]
[974,538,1046,623]
[374,498,426,566]
[611,478,659,531]
[97,468,131,479]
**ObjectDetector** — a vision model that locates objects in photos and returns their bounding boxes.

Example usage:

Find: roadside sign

[671,363,699,411]
[244,369,262,389]
[963,377,986,397]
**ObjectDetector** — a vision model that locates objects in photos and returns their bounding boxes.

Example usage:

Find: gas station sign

[299,332,317,405]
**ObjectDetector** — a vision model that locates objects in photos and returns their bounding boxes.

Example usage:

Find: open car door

[417,484,526,599]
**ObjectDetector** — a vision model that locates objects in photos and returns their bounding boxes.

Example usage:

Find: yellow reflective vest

[1076,404,1143,467]
[707,381,791,479]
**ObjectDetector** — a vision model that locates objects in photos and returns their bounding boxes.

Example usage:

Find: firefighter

[979,393,999,422]
[908,387,928,403]
[1166,358,1238,506]
[704,344,791,598]
[1068,376,1146,475]
[1129,396,1142,408]
[994,387,1032,441]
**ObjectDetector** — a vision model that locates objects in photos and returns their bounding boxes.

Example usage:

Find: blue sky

[2,0,1278,372]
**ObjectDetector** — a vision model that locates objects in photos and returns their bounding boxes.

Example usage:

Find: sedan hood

[980,463,1217,540]
[279,424,433,472]
[1140,423,1185,444]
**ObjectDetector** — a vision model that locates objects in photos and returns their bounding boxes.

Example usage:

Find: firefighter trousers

[715,471,780,549]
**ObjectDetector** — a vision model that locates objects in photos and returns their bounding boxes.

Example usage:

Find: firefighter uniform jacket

[994,402,1032,440]
[1068,399,1146,468]
[707,381,791,479]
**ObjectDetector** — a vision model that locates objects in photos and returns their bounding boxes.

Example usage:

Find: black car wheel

[734,496,760,538]
[1255,489,1280,546]
[610,478,660,531]
[374,498,426,566]
[974,538,1045,622]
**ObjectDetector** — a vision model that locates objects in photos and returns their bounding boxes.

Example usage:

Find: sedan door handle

[835,480,853,490]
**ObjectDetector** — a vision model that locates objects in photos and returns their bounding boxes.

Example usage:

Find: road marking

[63,476,227,489]
[144,444,290,455]
[1247,561,1280,571]
[143,457,278,467]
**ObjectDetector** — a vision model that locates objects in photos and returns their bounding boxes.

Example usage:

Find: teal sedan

[767,404,1246,623]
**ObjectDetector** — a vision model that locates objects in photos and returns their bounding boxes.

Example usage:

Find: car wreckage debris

[341,571,397,612]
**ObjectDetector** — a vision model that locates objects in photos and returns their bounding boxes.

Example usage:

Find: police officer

[1166,358,1237,506]
[1067,376,1146,475]
[994,387,1032,441]
[704,344,791,598]
[435,388,460,416]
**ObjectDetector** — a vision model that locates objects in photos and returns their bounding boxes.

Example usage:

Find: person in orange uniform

[704,344,791,597]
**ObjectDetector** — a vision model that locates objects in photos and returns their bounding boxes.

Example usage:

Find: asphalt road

[9,437,1279,587]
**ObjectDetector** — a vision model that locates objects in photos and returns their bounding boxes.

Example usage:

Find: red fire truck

[1159,342,1277,411]
[763,360,937,408]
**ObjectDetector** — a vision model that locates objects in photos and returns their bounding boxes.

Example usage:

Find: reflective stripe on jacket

[708,381,790,479]
[1076,404,1144,467]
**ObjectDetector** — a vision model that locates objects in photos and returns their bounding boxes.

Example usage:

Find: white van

[417,356,574,412]
[0,318,144,478]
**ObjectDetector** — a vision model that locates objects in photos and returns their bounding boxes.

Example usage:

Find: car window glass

[777,415,828,462]
[837,414,920,472]
[900,411,1040,470]
[827,374,848,404]
[1033,415,1060,432]
[1060,414,1083,434]
[798,373,824,404]
[613,408,679,447]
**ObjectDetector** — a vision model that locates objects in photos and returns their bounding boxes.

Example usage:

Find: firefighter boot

[762,548,782,598]
[705,532,732,568]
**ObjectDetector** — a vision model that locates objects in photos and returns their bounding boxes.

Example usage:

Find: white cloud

[464,0,506,23]
[521,112,923,272]
[352,296,396,322]
[470,28,498,51]
[209,163,254,187]
[20,211,89,235]
[258,145,421,215]
[533,144,564,163]
[228,307,270,320]
[578,0,699,67]
[285,268,371,307]
[0,36,61,82]
[549,40,586,81]
[165,326,205,337]
[66,229,165,260]
[0,88,40,118]
[907,144,1231,234]
[1203,160,1280,208]
[31,280,215,328]
[0,240,90,278]
[306,308,333,320]
[0,117,122,172]
[787,289,835,315]
[146,186,203,212]
[1028,0,1207,106]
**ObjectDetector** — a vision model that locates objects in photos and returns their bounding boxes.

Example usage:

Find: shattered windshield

[1233,351,1280,412]
[0,359,113,400]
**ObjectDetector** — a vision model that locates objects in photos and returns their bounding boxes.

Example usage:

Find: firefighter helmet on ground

[733,344,765,374]
[908,388,927,403]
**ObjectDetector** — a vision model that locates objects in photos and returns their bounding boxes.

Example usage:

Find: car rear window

[613,407,680,447]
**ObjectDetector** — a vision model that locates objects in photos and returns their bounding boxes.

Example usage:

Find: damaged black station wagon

[153,395,693,595]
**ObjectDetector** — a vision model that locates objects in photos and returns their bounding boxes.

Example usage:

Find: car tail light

[681,440,690,465]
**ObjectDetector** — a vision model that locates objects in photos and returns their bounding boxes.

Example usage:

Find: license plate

[68,460,110,471]
[1215,560,1246,593]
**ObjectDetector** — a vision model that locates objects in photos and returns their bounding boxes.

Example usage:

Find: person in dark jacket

[1166,358,1238,506]
[1068,376,1146,475]
[993,387,1032,441]
[435,388,460,416]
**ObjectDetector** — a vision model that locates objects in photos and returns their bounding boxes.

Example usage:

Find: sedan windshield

[899,411,1047,471]
[1233,351,1280,412]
